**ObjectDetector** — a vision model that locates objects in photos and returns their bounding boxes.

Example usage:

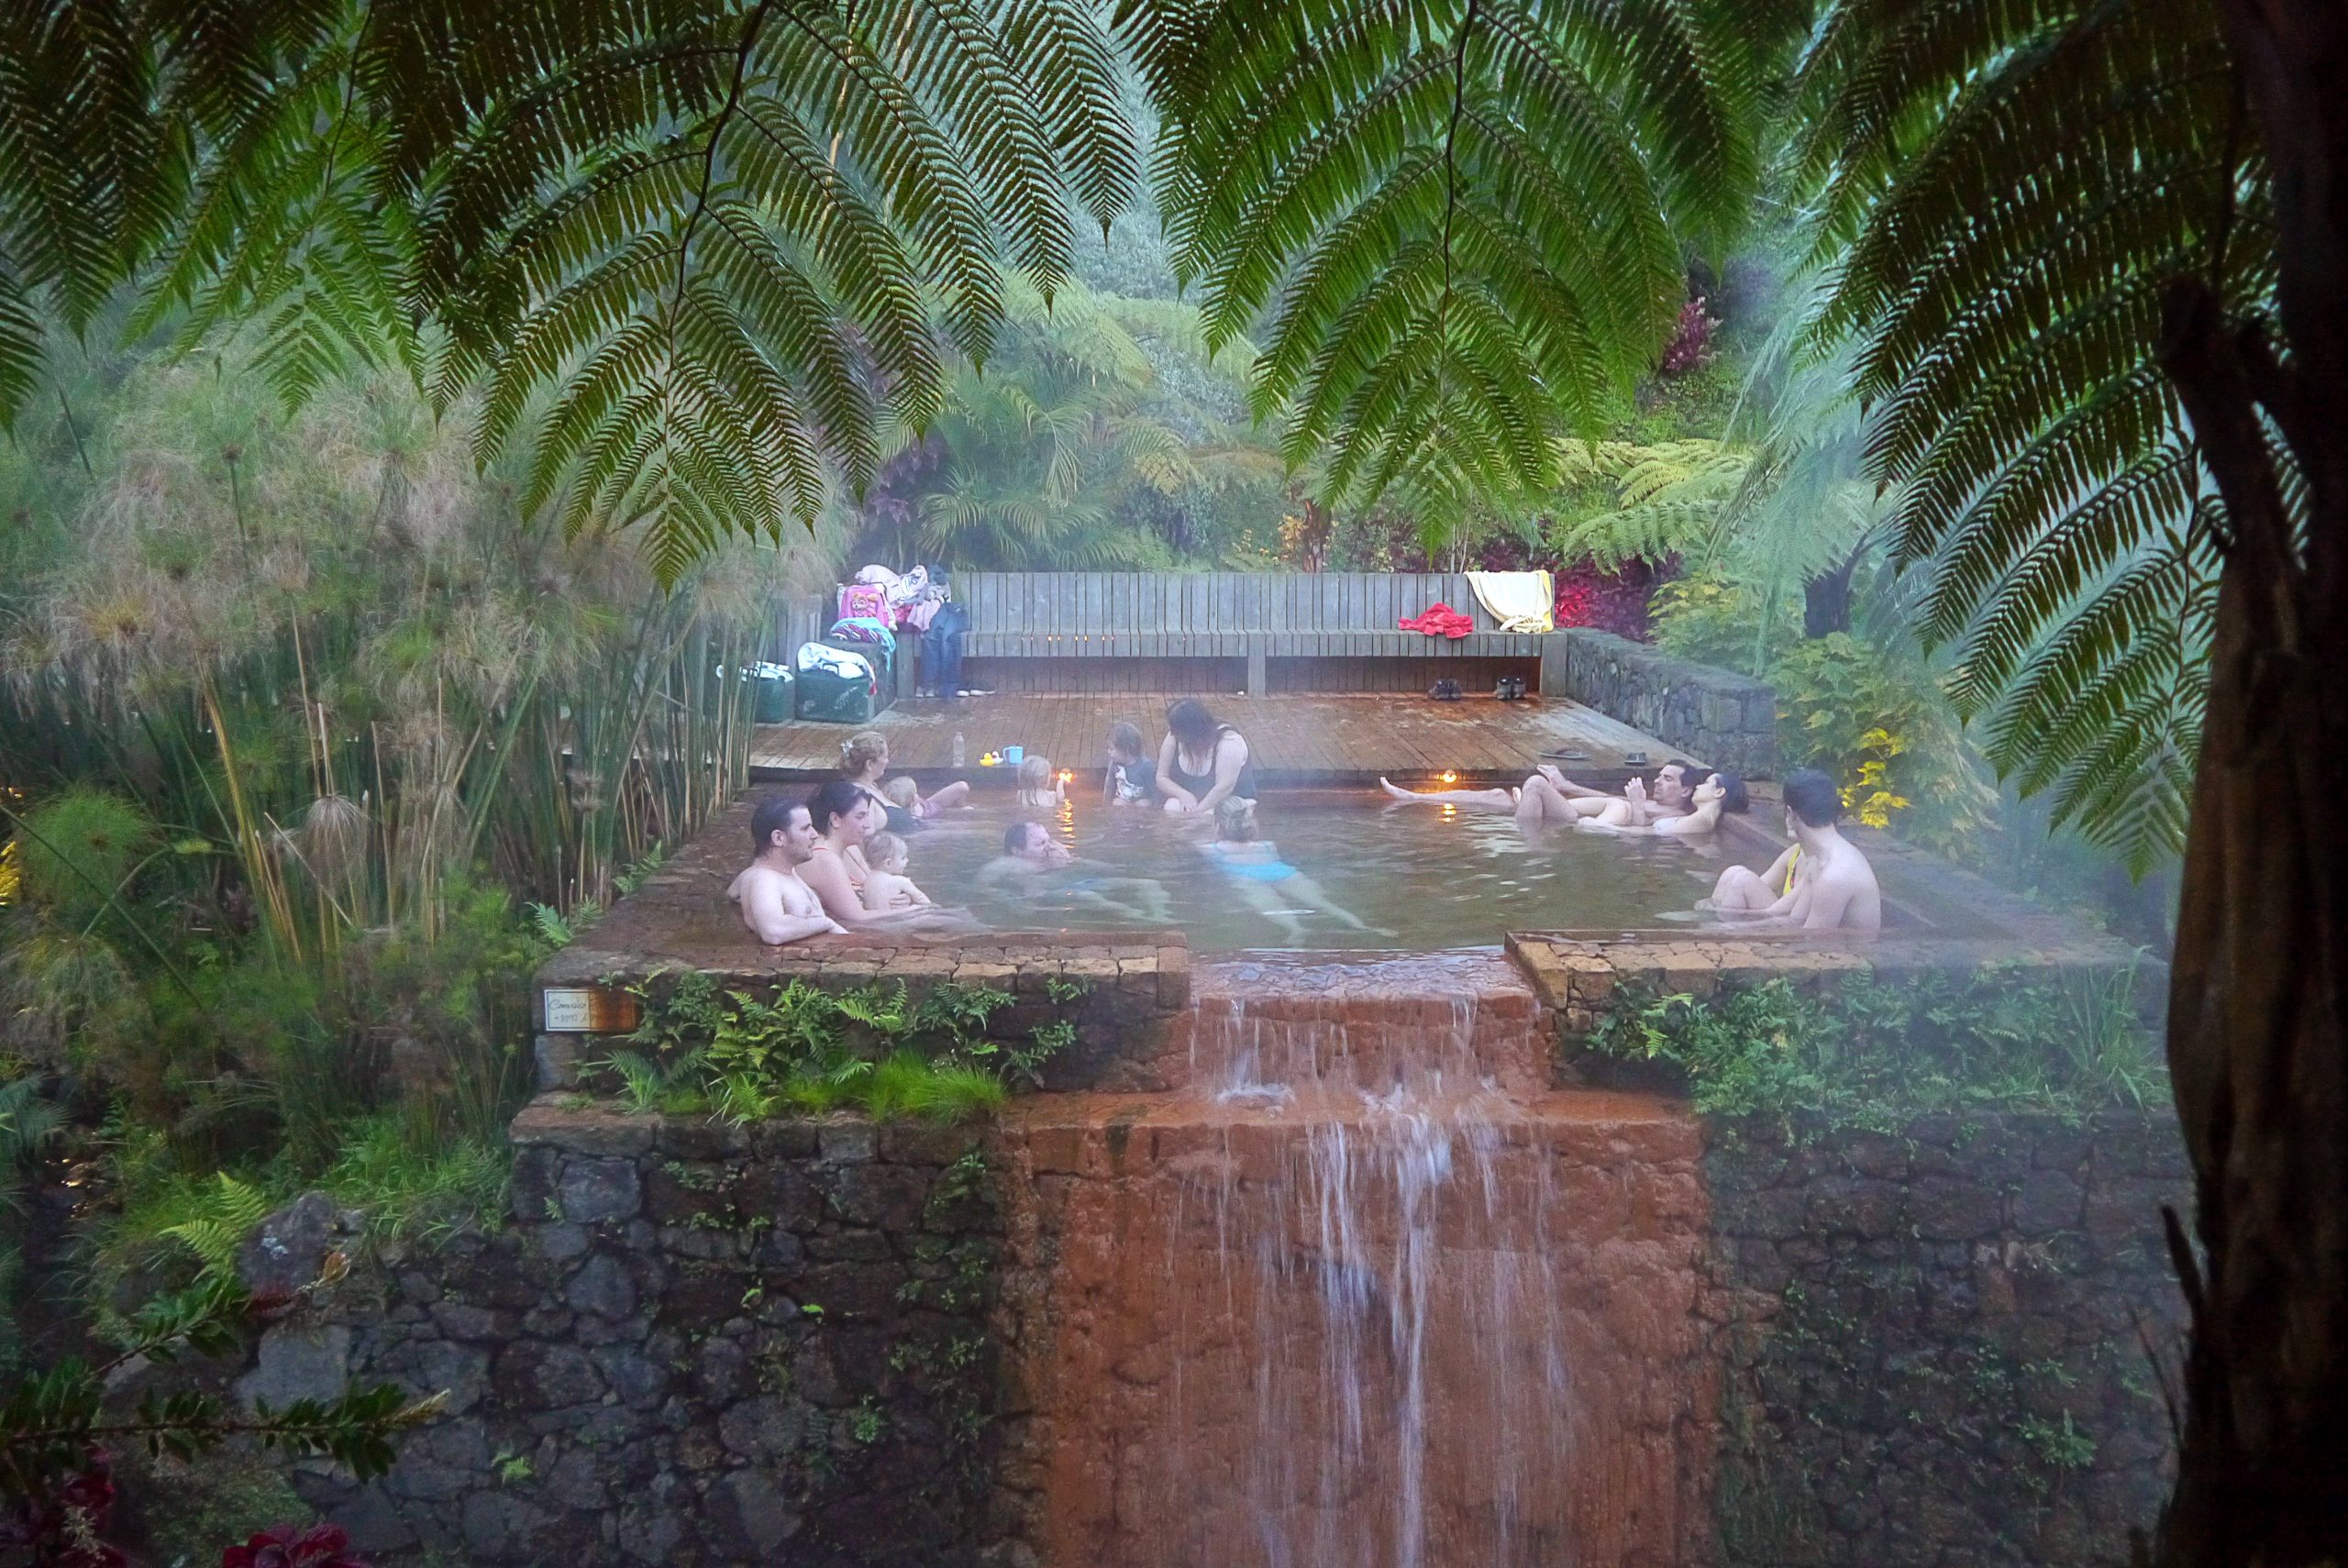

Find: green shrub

[1770,633,1996,853]
[608,975,1059,1124]
[1585,965,2165,1132]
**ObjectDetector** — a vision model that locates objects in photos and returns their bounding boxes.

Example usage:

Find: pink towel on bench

[1400,603,1475,638]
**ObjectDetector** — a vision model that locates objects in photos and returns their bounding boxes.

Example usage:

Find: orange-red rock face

[990,955,1717,1568]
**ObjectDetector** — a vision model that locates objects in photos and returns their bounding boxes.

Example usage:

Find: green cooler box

[793,642,892,724]
[748,661,794,723]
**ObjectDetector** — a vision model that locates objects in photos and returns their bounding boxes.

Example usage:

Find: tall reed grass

[0,346,844,1235]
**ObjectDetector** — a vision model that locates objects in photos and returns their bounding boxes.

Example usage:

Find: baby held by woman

[858,831,935,913]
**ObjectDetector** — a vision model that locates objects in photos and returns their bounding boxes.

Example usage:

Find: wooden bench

[950,571,1552,696]
[762,572,1778,775]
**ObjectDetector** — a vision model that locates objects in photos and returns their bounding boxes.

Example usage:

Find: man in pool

[1378,759,1703,826]
[1702,768,1882,935]
[979,821,1175,923]
[726,796,849,945]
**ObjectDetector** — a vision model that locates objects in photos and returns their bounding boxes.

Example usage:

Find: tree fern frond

[1801,0,2259,860]
[1134,0,1772,515]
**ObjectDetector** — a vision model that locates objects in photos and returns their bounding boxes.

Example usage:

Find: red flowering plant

[221,1523,369,1568]
[1552,558,1670,640]
[2,1275,428,1568]
[1659,295,1721,376]
[0,1446,127,1568]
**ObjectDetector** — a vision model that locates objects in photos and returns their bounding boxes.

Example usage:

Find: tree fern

[1124,0,1788,523]
[1798,0,2261,870]
[2,0,1138,578]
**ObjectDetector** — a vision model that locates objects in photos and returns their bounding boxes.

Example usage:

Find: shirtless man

[978,821,1174,923]
[726,796,847,945]
[1703,768,1882,935]
[1576,769,1749,834]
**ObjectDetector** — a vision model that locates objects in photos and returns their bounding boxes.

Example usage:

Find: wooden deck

[749,693,1685,787]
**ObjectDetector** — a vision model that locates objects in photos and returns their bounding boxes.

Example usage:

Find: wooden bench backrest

[950,571,1491,635]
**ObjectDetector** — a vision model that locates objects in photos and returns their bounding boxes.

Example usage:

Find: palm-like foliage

[873,276,1279,568]
[1796,0,2262,870]
[1124,0,1794,521]
[2,1,1136,580]
[1543,437,1748,569]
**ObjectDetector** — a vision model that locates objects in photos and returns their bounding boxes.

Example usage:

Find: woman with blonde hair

[839,730,968,834]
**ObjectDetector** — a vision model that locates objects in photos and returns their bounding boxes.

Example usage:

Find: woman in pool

[799,780,970,932]
[1199,797,1389,944]
[840,732,969,834]
[1575,770,1749,834]
[1379,761,1707,828]
[1157,699,1257,816]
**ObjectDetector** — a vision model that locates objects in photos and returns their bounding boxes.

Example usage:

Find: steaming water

[1152,986,1573,1565]
[903,791,1722,949]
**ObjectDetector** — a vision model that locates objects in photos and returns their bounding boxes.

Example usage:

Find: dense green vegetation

[1585,966,2168,1132]
[0,346,823,1353]
[4,0,2340,1559]
[593,974,1075,1123]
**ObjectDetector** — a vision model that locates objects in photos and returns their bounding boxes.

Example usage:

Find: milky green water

[899,791,1753,951]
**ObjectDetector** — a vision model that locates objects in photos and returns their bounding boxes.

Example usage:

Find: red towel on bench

[1400,603,1475,638]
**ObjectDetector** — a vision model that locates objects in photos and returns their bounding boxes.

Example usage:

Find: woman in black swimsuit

[1155,699,1258,816]
[838,731,970,834]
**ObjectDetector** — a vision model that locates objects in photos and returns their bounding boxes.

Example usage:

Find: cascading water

[994,954,1714,1568]
[1161,987,1571,1567]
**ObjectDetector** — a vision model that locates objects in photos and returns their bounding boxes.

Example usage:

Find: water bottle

[951,731,966,767]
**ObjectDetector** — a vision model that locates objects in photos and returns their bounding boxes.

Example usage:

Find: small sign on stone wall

[541,986,639,1033]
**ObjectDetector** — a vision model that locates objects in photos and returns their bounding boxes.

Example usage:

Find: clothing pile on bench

[832,563,980,697]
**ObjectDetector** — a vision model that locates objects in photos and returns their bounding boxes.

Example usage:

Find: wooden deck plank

[741,690,1680,784]
[747,691,1688,786]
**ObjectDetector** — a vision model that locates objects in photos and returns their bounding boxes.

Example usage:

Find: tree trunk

[2154,3,2348,1562]
[1801,545,1864,638]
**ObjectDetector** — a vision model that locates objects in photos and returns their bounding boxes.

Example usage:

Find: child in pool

[858,832,935,913]
[1199,797,1388,944]
[883,776,943,824]
[1016,755,1066,811]
[1103,721,1157,805]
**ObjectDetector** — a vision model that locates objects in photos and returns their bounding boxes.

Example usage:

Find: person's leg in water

[1515,772,1622,823]
[1514,774,1575,823]
[1272,870,1392,936]
[1379,776,1519,809]
[1227,878,1311,944]
[923,780,972,812]
[1707,865,1777,912]
[1058,888,1159,922]
[1091,876,1174,922]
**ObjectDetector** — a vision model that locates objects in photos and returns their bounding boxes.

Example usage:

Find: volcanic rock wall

[1544,627,1778,778]
[231,954,2182,1568]
[261,1102,1005,1567]
[1705,1112,2187,1568]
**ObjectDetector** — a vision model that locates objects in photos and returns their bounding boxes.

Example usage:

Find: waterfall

[996,953,1710,1568]
[1155,984,1572,1567]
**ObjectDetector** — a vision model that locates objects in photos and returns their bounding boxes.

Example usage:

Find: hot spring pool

[897,790,1758,951]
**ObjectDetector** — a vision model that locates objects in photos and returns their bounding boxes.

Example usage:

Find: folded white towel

[1467,570,1556,634]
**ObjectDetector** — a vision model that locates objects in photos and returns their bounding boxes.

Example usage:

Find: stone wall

[1544,627,1778,778]
[258,1099,1007,1567]
[1705,1111,2187,1568]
